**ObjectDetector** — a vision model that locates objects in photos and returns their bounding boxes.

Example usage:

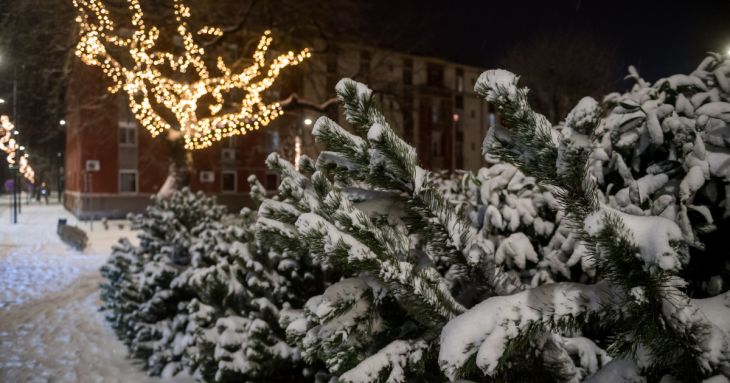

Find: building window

[488,113,497,127]
[359,50,371,80]
[265,173,279,190]
[269,131,280,152]
[403,59,413,86]
[221,170,237,193]
[431,98,441,123]
[226,43,239,57]
[427,63,444,87]
[225,136,237,148]
[403,98,414,144]
[119,122,137,146]
[119,170,137,193]
[456,68,464,93]
[431,132,441,156]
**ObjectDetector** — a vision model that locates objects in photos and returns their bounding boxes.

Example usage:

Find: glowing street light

[0,99,5,104]
[59,119,66,126]
[304,118,313,126]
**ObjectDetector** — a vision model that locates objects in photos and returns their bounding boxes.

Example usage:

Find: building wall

[64,38,493,218]
[65,63,121,215]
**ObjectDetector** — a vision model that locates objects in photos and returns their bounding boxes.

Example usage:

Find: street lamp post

[17,146,22,215]
[8,164,17,224]
[57,152,63,203]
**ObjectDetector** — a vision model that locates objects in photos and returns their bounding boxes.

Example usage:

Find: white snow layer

[0,204,193,383]
[336,78,373,100]
[339,339,427,383]
[584,205,685,271]
[438,281,614,380]
[475,69,519,101]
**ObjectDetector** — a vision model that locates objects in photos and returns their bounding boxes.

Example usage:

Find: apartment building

[64,37,494,218]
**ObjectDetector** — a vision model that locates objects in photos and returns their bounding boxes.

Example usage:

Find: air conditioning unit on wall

[221,148,236,161]
[199,171,215,183]
[85,160,101,172]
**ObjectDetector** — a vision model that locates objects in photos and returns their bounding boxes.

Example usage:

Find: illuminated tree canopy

[72,0,311,150]
[1,115,35,183]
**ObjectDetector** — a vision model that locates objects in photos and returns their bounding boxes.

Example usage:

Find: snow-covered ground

[0,202,194,382]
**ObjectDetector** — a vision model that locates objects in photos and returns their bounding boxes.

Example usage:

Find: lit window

[269,132,280,152]
[432,99,441,123]
[221,171,237,193]
[119,170,137,193]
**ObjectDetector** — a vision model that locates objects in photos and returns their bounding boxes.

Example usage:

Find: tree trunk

[157,130,192,198]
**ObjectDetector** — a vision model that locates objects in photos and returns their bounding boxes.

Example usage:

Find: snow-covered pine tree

[443,161,593,290]
[595,58,730,298]
[100,188,225,377]
[256,77,583,382]
[438,58,730,382]
[182,177,310,382]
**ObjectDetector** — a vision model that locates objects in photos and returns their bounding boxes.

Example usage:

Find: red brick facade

[64,61,284,218]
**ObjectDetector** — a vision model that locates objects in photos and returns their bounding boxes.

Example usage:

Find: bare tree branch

[279,93,338,113]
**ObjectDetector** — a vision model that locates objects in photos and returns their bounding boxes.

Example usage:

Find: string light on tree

[19,154,35,183]
[0,115,19,165]
[0,115,35,182]
[72,0,311,150]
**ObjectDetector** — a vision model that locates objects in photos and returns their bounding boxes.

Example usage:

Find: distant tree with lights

[1,115,35,183]
[72,0,312,194]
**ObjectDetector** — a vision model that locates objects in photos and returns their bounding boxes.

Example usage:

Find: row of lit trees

[0,115,34,183]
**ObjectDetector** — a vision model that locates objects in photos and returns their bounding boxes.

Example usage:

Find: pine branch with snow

[444,60,730,382]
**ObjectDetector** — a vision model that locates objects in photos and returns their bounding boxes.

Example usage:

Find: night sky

[367,0,730,84]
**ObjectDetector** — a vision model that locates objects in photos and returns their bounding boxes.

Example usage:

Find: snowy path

[0,204,194,382]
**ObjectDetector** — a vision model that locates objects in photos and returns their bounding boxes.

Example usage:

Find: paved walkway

[0,204,193,382]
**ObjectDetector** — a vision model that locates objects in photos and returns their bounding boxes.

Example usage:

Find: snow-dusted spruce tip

[438,56,730,382]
